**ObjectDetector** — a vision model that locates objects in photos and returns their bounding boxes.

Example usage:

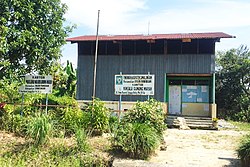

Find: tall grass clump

[75,128,90,152]
[109,114,119,133]
[114,123,160,159]
[237,134,250,167]
[122,99,166,136]
[27,114,53,146]
[112,99,166,159]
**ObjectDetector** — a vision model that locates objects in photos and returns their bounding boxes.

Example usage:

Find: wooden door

[169,85,181,115]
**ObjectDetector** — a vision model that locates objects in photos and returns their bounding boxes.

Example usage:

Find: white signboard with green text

[115,74,155,95]
[19,75,53,94]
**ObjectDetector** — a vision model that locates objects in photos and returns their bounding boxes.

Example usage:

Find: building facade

[67,32,234,117]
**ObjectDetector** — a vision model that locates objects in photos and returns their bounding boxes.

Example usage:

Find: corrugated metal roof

[66,32,235,42]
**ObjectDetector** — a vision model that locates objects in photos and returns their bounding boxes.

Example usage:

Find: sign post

[19,75,53,114]
[45,93,48,115]
[118,72,122,122]
[114,73,155,120]
[115,74,155,96]
[19,75,53,94]
[21,93,24,116]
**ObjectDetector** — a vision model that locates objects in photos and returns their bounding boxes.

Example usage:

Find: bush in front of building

[84,98,110,135]
[113,122,160,159]
[122,98,166,136]
[237,134,250,167]
[112,99,166,159]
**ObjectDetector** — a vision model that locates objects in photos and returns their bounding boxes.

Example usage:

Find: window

[169,80,182,85]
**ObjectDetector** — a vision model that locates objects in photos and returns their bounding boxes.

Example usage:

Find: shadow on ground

[218,157,241,167]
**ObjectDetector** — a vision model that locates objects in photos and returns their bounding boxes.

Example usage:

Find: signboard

[182,85,209,103]
[115,74,155,95]
[19,75,53,94]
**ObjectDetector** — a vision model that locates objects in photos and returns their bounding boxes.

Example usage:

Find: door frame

[165,74,213,115]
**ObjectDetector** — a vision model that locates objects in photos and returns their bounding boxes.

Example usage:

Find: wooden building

[67,32,234,117]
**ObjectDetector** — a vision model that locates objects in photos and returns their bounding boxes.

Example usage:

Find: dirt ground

[150,128,247,167]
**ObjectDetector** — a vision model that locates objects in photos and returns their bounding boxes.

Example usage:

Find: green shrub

[60,107,84,135]
[234,109,250,123]
[85,98,109,135]
[0,111,29,136]
[114,123,160,159]
[109,114,119,133]
[75,128,90,152]
[122,99,166,135]
[237,134,250,166]
[27,114,53,146]
[0,79,21,103]
[11,94,79,117]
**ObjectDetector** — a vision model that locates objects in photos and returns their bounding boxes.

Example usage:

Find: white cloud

[62,0,250,34]
[61,0,147,34]
[147,0,250,33]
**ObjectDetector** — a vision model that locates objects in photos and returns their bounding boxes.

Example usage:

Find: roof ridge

[66,32,235,42]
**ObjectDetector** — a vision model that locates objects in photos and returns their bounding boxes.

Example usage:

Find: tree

[0,0,74,79]
[216,45,250,122]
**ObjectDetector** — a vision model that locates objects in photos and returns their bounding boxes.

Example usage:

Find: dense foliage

[114,123,160,159]
[237,134,250,166]
[0,0,116,165]
[122,99,166,135]
[0,77,21,103]
[54,60,77,97]
[0,96,112,165]
[216,45,250,122]
[0,0,74,78]
[85,98,110,135]
[113,99,166,159]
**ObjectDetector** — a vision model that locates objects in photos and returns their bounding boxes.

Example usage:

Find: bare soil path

[150,129,247,167]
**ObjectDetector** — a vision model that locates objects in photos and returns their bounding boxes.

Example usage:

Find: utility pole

[92,10,100,100]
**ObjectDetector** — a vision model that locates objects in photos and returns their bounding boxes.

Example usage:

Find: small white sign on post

[115,74,155,95]
[19,75,53,94]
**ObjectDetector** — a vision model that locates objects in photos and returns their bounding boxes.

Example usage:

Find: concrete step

[186,122,213,125]
[185,119,212,122]
[184,116,212,120]
[166,115,216,130]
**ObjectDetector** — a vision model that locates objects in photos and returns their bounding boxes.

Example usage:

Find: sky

[61,0,250,67]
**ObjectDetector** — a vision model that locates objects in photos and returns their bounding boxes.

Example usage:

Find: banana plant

[53,60,77,98]
[64,60,77,97]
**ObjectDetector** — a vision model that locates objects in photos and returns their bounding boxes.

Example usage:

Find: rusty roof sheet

[66,32,235,42]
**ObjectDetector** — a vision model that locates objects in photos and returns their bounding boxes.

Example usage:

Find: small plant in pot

[212,118,219,128]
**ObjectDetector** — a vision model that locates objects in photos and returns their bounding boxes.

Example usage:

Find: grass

[0,131,111,167]
[229,121,250,131]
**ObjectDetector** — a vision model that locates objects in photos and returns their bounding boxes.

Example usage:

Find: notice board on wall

[182,85,209,103]
[197,86,209,103]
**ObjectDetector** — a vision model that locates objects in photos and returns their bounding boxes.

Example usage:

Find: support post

[118,72,122,122]
[45,93,48,115]
[213,73,215,104]
[92,10,100,100]
[21,93,24,116]
[211,73,217,118]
